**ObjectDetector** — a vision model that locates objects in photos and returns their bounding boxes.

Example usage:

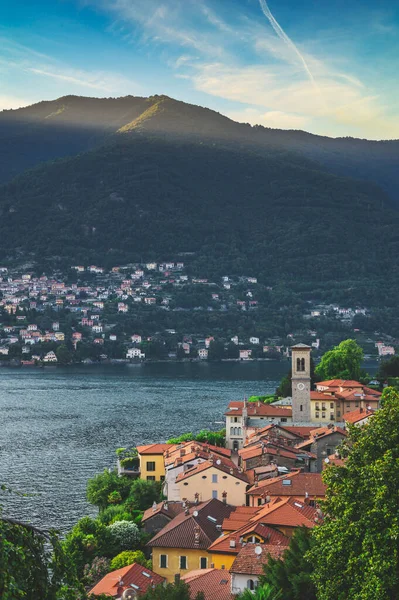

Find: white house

[198,348,208,360]
[43,351,57,363]
[249,337,260,345]
[126,348,145,359]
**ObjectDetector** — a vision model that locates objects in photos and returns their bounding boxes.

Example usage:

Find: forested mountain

[1,94,398,201]
[0,94,399,311]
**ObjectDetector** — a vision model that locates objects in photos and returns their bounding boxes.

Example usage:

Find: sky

[1,0,398,139]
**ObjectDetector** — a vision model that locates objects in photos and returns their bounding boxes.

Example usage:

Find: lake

[0,361,289,532]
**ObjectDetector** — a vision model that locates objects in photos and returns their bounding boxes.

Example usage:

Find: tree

[110,550,149,571]
[55,344,72,365]
[315,339,363,381]
[140,580,202,600]
[124,479,162,512]
[0,506,81,599]
[238,584,282,599]
[377,355,399,380]
[260,527,316,600]
[83,556,110,588]
[107,520,140,551]
[62,516,114,578]
[310,387,399,600]
[86,470,133,511]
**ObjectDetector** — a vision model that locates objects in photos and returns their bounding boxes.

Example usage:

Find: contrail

[259,0,316,88]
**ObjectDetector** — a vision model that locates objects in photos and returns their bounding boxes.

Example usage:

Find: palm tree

[237,583,281,600]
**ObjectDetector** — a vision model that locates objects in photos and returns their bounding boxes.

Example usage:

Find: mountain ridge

[1,94,398,203]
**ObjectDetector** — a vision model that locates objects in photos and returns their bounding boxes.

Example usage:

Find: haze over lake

[0,361,291,532]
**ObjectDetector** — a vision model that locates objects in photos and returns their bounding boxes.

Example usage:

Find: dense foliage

[110,549,150,570]
[167,429,225,446]
[260,527,316,600]
[315,339,364,381]
[310,387,399,599]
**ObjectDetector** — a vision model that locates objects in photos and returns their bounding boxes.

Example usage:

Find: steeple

[291,344,311,423]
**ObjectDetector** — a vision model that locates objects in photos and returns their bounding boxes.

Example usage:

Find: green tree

[377,355,399,380]
[238,584,282,600]
[315,339,363,381]
[0,508,81,599]
[310,387,399,600]
[55,344,72,365]
[260,527,316,600]
[62,516,114,578]
[125,479,162,512]
[140,580,203,600]
[86,470,133,511]
[110,550,149,571]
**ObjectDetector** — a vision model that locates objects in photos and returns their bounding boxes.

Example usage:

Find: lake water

[0,361,289,533]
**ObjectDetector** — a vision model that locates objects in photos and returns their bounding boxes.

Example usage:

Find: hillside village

[0,264,396,365]
[87,346,382,599]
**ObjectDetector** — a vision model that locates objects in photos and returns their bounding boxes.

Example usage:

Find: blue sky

[1,0,398,139]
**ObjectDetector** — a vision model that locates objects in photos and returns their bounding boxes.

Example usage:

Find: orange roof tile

[230,543,288,576]
[137,443,171,455]
[182,569,233,600]
[247,472,326,498]
[89,563,164,597]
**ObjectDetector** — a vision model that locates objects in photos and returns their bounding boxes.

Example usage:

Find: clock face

[297,383,305,391]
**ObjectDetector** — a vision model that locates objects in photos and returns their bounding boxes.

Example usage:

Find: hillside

[1,94,398,203]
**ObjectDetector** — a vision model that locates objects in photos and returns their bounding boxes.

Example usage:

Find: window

[212,474,218,483]
[330,414,335,420]
[296,357,305,372]
[212,490,218,499]
[281,417,287,422]
[200,557,207,569]
[300,405,303,412]
[146,461,156,472]
[233,416,238,423]
[315,404,320,411]
[322,403,326,410]
[147,476,155,481]
[322,413,326,419]
[330,403,334,409]
[247,579,255,590]
[180,556,188,570]
[337,410,341,417]
[160,554,167,569]
[316,412,319,418]
[230,427,234,435]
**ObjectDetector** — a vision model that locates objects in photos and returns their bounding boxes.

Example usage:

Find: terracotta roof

[239,442,305,462]
[294,426,347,450]
[251,496,319,528]
[247,472,326,498]
[147,499,234,550]
[310,391,335,401]
[142,500,185,523]
[164,442,231,465]
[137,443,171,455]
[316,379,362,388]
[230,543,288,575]
[182,569,233,600]
[225,401,292,417]
[208,519,289,555]
[175,458,248,484]
[282,426,315,439]
[343,407,375,424]
[89,563,164,597]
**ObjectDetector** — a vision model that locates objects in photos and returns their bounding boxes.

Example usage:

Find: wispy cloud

[0,36,140,96]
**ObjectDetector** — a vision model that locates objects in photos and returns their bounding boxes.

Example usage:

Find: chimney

[194,492,199,505]
[229,467,234,475]
[222,491,227,504]
[163,501,168,511]
[152,501,157,513]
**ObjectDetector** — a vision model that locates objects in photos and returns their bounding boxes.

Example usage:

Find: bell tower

[291,344,311,423]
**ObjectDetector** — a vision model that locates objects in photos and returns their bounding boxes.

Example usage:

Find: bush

[125,479,162,512]
[110,550,149,571]
[83,556,110,587]
[86,469,133,511]
[107,520,140,551]
[98,505,136,526]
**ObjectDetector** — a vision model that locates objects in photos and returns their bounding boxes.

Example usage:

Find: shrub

[83,556,110,587]
[110,550,149,571]
[107,520,140,551]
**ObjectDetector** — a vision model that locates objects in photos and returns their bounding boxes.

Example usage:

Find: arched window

[230,427,234,435]
[300,404,303,412]
[237,427,242,435]
[247,579,255,590]
[296,357,301,372]
[300,358,305,371]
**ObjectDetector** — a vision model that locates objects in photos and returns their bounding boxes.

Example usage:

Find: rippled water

[0,361,288,533]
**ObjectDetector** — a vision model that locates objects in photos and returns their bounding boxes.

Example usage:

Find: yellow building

[175,458,248,506]
[137,443,170,482]
[148,498,233,583]
[310,380,381,423]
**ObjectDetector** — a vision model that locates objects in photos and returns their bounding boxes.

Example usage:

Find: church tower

[291,344,312,423]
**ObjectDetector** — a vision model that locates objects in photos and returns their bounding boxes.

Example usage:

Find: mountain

[1,94,398,202]
[0,94,399,312]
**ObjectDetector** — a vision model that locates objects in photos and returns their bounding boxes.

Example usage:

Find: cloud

[26,67,135,92]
